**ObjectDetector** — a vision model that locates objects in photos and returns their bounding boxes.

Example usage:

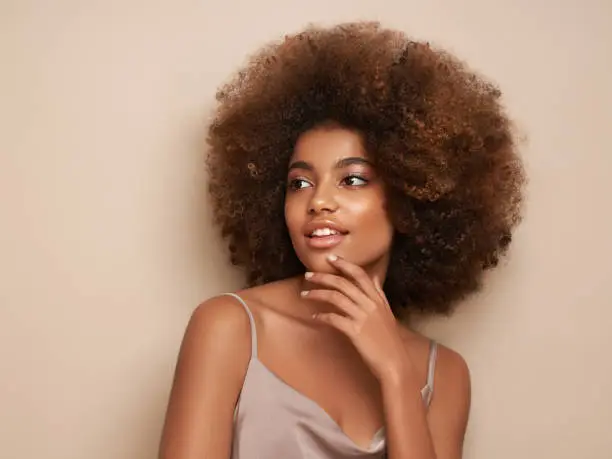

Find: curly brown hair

[205,22,525,317]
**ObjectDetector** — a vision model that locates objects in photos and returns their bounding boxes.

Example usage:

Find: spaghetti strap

[426,340,438,392]
[223,293,258,359]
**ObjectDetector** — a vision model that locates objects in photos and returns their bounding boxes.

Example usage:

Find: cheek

[284,195,303,234]
[347,193,390,220]
[346,194,394,239]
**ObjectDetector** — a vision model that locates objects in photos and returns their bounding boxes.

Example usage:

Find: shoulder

[234,277,301,318]
[425,341,471,443]
[433,343,470,387]
[396,332,471,456]
[398,329,471,442]
[398,328,470,392]
[188,294,252,341]
[179,294,254,372]
[430,342,471,413]
[184,278,295,344]
[424,342,472,455]
[398,328,470,420]
[186,278,294,343]
[159,295,254,457]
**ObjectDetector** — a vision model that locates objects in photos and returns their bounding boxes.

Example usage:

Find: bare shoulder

[397,327,470,391]
[186,279,296,351]
[433,343,471,391]
[234,277,300,318]
[176,293,254,384]
[397,327,471,451]
[158,294,255,458]
[187,294,252,350]
[182,279,298,360]
[429,345,471,456]
[410,336,471,451]
[429,341,471,421]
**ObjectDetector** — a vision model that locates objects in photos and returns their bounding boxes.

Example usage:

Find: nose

[308,183,338,215]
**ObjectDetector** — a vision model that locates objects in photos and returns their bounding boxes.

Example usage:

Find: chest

[258,320,384,447]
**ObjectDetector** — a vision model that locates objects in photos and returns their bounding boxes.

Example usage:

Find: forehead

[291,126,368,165]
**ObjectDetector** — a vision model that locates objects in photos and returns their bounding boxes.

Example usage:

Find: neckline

[246,356,427,452]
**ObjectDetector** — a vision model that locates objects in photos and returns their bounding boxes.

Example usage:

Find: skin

[285,123,394,281]
[158,125,471,459]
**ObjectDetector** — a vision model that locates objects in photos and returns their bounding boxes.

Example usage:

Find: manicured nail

[304,272,313,279]
[300,290,309,297]
[327,254,338,262]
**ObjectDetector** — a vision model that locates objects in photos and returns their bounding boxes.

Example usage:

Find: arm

[302,255,471,459]
[158,296,252,459]
[382,346,471,459]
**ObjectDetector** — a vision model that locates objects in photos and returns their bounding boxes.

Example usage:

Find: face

[284,124,394,277]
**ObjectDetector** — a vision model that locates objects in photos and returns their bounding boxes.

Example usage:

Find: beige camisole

[226,293,438,459]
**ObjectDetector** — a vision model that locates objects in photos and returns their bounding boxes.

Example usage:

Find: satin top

[225,293,438,459]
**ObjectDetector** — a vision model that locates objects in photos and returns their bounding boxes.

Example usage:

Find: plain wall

[1,1,611,458]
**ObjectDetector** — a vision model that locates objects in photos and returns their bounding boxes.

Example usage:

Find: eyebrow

[288,157,373,172]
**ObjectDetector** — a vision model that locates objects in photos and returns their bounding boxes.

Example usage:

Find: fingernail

[304,272,313,279]
[327,254,338,262]
[311,313,318,319]
[300,290,309,297]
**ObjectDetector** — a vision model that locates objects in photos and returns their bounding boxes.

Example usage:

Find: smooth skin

[158,125,471,459]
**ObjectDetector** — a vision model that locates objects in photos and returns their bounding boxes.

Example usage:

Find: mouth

[303,222,349,250]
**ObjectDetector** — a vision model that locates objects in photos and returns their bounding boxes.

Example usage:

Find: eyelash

[287,174,369,191]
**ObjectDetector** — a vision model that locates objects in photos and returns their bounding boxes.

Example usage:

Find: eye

[288,178,312,191]
[342,175,369,187]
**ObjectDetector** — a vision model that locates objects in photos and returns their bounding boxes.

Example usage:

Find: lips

[303,220,349,250]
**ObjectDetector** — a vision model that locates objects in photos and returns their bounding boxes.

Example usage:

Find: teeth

[311,228,339,237]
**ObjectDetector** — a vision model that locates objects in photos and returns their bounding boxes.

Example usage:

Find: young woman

[159,22,525,459]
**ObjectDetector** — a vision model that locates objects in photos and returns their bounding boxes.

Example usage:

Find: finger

[372,275,390,302]
[372,275,392,310]
[372,275,383,294]
[372,275,385,301]
[326,255,380,302]
[301,289,365,319]
[312,312,355,336]
[305,272,372,310]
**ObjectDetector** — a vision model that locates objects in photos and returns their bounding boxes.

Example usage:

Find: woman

[159,22,525,459]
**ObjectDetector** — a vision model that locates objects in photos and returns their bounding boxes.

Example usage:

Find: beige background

[1,1,611,458]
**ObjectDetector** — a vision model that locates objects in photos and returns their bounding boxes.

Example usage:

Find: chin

[299,252,338,273]
[298,250,364,273]
[297,247,390,277]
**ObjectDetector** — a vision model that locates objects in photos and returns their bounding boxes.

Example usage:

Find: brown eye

[288,178,312,191]
[342,175,368,187]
